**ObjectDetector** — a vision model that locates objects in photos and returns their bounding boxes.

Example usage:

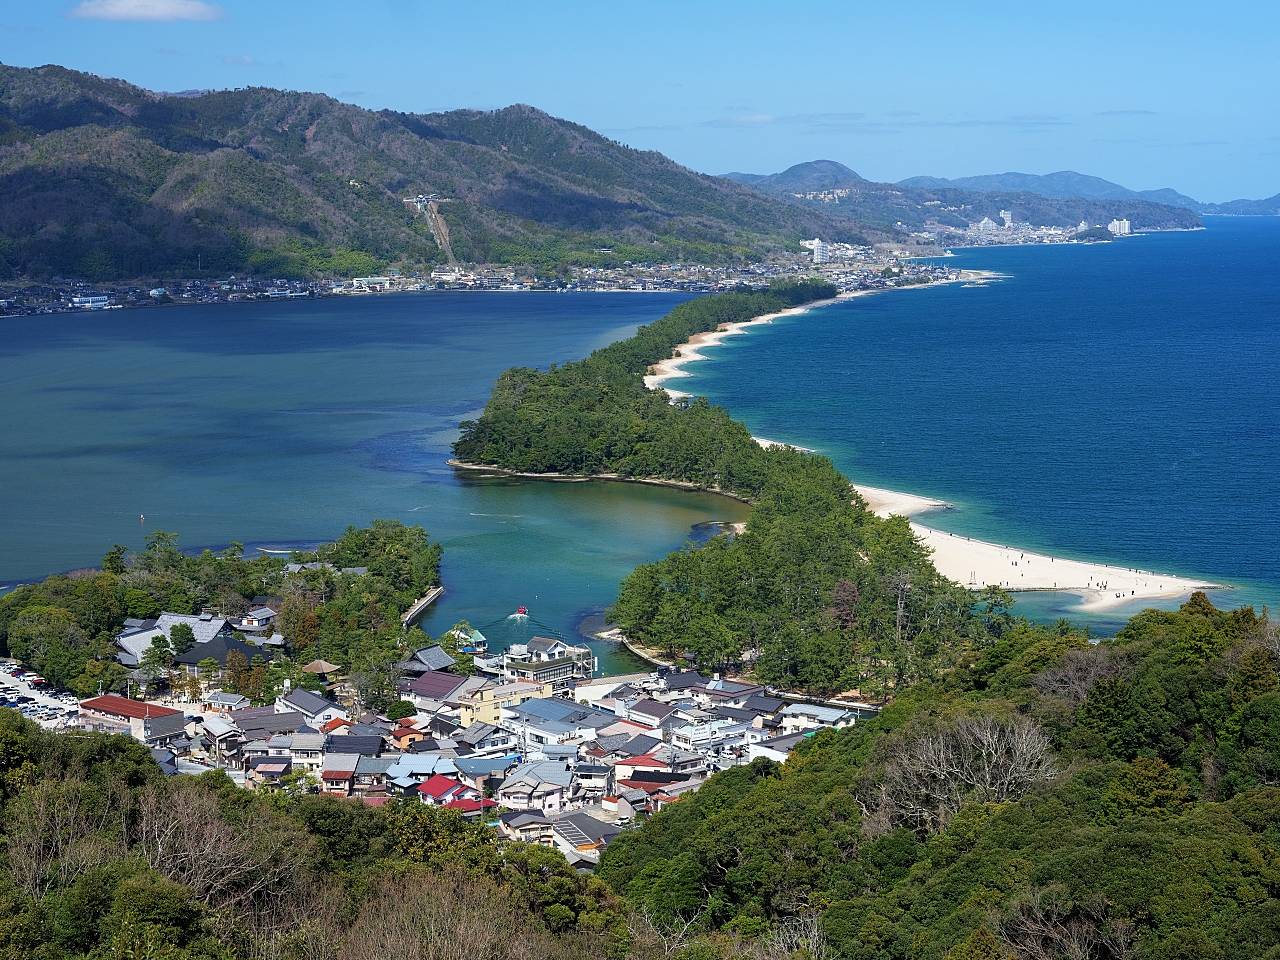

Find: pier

[401,586,445,627]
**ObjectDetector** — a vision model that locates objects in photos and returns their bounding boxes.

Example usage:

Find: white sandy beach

[643,293,858,398]
[852,490,1222,613]
[643,288,1227,614]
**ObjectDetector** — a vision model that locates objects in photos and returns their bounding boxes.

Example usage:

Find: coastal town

[3,596,871,870]
[0,252,954,317]
[0,211,1145,319]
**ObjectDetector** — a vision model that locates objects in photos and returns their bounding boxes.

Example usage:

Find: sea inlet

[0,291,750,674]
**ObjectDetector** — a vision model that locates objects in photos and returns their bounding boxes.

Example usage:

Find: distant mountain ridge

[898,170,1205,209]
[0,62,874,281]
[897,170,1280,215]
[723,160,1202,234]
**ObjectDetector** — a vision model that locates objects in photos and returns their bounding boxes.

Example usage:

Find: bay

[679,217,1280,632]
[0,291,750,672]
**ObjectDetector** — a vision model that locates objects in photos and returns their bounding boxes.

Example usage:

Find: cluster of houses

[92,615,869,867]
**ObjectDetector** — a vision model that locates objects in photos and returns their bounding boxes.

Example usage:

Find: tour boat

[515,605,528,616]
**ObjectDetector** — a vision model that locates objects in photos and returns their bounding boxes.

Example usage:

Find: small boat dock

[401,586,445,627]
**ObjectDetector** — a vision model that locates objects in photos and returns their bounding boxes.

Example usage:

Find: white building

[1108,218,1132,236]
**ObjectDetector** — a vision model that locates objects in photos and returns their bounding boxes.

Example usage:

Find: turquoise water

[677,217,1280,633]
[0,291,753,672]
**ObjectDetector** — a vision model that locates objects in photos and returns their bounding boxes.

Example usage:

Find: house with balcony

[497,810,557,846]
[778,703,857,735]
[497,760,576,813]
[502,637,595,693]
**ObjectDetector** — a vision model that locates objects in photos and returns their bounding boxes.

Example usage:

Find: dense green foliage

[599,595,1280,959]
[0,64,866,280]
[1073,226,1117,242]
[0,709,629,960]
[0,521,440,707]
[453,280,835,485]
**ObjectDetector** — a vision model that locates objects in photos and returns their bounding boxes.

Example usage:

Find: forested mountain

[723,160,867,192]
[0,63,869,281]
[724,161,1202,232]
[899,170,1280,217]
[1205,193,1280,215]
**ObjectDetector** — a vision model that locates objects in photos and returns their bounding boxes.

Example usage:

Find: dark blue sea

[683,217,1280,630]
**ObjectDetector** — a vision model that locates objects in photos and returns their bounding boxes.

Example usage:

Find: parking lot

[0,661,80,726]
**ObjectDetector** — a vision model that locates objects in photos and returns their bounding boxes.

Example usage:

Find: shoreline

[642,284,1231,615]
[856,493,1225,613]
[643,273,994,398]
[447,460,755,504]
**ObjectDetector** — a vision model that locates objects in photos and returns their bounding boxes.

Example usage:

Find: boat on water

[515,605,528,616]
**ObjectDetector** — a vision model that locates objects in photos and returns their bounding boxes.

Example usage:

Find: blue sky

[1,0,1276,202]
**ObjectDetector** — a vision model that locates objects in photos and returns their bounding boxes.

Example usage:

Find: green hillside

[0,63,871,281]
[600,594,1280,959]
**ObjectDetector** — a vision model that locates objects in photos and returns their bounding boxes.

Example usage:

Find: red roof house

[416,774,479,806]
[80,694,181,724]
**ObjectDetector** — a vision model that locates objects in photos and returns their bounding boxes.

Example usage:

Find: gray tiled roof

[116,611,231,664]
[329,735,383,756]
[143,713,189,739]
[501,760,574,790]
[283,688,340,716]
[407,670,467,700]
[410,645,456,671]
[456,722,500,746]
[290,733,326,752]
[354,756,396,775]
[661,671,708,690]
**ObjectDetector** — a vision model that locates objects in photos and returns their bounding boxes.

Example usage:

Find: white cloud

[68,0,223,22]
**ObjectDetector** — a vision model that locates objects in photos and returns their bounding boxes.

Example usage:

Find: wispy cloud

[703,111,1063,132]
[1097,109,1157,116]
[69,0,223,21]
[600,124,682,134]
[702,111,866,129]
[883,114,1070,129]
[222,54,260,67]
[703,113,777,127]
